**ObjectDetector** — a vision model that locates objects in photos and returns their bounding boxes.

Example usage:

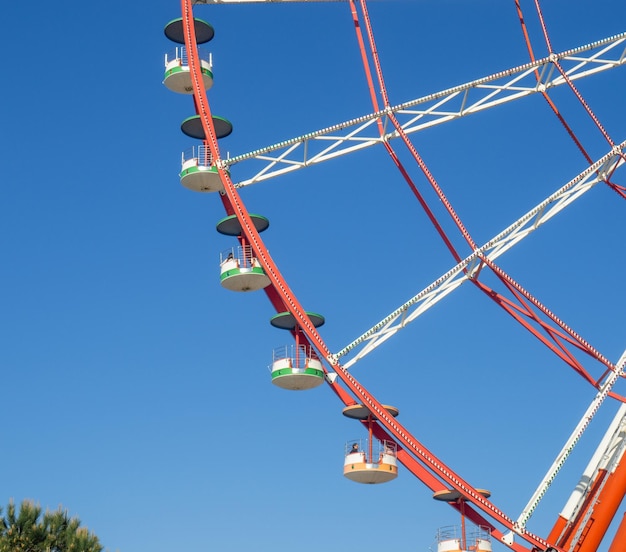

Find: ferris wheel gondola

[163,2,626,551]
[217,214,271,292]
[342,404,399,484]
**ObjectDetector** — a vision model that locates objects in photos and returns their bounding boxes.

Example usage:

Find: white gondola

[180,145,225,192]
[220,246,270,292]
[217,215,270,291]
[270,345,324,390]
[342,404,400,484]
[433,490,492,552]
[269,311,325,390]
[164,46,213,94]
[343,439,398,484]
[433,524,492,552]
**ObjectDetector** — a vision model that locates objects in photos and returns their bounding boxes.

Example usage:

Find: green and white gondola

[269,312,326,390]
[180,145,225,192]
[217,214,271,292]
[163,46,213,94]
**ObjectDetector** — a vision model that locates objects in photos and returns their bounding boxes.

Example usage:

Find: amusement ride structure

[162,1,626,550]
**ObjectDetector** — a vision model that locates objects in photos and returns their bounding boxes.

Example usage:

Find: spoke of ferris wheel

[513,350,626,534]
[219,33,626,187]
[330,140,625,369]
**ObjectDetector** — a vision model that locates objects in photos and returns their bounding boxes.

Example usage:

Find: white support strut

[514,350,626,532]
[214,33,626,187]
[331,142,625,369]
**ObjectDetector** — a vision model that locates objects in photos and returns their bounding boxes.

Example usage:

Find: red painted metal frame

[512,2,626,547]
[514,0,626,202]
[344,2,558,550]
[608,511,626,552]
[575,459,626,552]
[348,0,625,404]
[177,0,625,551]
[546,470,608,550]
[344,4,626,544]
[179,1,557,550]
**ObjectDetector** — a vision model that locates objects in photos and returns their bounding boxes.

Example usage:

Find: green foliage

[0,500,103,552]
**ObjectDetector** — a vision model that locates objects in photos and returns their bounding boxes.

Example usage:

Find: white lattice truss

[214,33,626,187]
[189,4,626,540]
[201,29,626,369]
[331,141,625,368]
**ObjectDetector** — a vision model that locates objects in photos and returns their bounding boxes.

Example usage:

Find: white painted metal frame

[216,33,626,187]
[566,381,626,548]
[513,350,626,534]
[329,141,625,369]
[187,4,626,546]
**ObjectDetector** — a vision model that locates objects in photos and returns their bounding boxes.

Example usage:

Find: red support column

[607,511,626,552]
[576,459,626,552]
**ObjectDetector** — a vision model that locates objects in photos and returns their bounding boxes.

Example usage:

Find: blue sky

[1,1,625,551]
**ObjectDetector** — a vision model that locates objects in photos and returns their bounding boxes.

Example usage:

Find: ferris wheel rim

[171,2,626,550]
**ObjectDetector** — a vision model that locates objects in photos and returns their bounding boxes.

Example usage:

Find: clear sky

[1,1,625,551]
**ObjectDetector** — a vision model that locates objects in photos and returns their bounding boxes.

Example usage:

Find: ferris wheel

[162,1,626,551]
